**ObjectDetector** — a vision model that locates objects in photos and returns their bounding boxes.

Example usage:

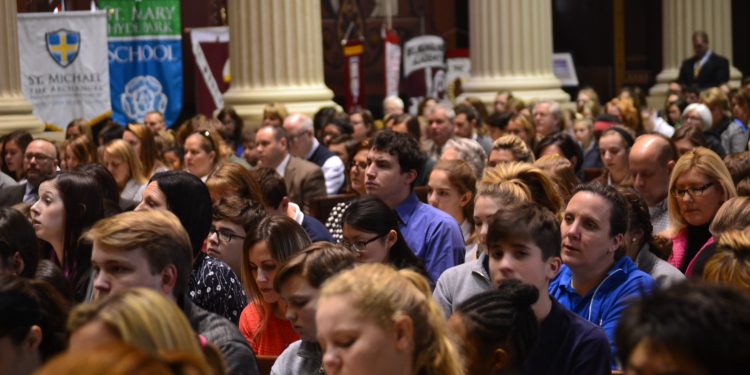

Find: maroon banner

[194,41,230,117]
[343,40,365,113]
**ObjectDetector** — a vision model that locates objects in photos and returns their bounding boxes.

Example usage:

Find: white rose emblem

[121,75,168,123]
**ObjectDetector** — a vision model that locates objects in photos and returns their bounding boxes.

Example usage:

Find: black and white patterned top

[324,201,352,244]
[189,254,247,325]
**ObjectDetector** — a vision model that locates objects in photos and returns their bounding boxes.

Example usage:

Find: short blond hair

[667,147,737,234]
[83,210,192,305]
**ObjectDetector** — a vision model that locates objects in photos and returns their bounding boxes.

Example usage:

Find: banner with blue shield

[100,0,182,127]
[18,12,111,128]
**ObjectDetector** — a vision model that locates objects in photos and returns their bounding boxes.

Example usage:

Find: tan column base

[0,95,44,135]
[222,85,338,125]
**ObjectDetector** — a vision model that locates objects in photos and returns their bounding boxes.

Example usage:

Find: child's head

[449,280,539,375]
[573,117,594,146]
[273,242,356,342]
[486,201,562,293]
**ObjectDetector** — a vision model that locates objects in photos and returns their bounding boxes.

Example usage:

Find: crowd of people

[4,30,750,375]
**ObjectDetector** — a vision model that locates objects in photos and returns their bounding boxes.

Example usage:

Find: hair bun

[498,279,539,309]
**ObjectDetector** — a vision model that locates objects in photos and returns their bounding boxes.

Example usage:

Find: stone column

[461,0,569,107]
[648,0,741,107]
[222,0,337,125]
[0,1,44,134]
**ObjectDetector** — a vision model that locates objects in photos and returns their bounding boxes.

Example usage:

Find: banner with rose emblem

[100,0,182,127]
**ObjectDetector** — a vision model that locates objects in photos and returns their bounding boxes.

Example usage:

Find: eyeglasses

[350,161,368,171]
[672,182,714,199]
[341,233,386,253]
[208,226,245,243]
[24,153,54,162]
[287,131,308,143]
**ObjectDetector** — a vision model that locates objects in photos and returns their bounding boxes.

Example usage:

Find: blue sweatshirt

[549,256,654,369]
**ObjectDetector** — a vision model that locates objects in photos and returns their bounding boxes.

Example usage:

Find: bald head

[282,113,314,157]
[23,139,58,187]
[629,134,675,206]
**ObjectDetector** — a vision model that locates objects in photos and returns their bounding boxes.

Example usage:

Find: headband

[605,127,635,148]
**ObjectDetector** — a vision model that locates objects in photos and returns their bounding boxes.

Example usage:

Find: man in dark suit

[0,139,58,207]
[677,31,729,90]
[255,125,326,214]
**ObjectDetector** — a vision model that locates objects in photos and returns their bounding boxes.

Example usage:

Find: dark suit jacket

[284,156,327,214]
[0,184,26,207]
[678,52,730,89]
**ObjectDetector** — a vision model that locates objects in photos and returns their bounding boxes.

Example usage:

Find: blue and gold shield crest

[45,29,80,68]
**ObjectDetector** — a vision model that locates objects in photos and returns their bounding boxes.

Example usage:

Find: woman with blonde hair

[68,288,205,357]
[103,139,147,206]
[682,196,750,278]
[479,161,563,217]
[123,124,168,178]
[703,230,750,292]
[183,129,225,181]
[316,263,464,375]
[37,342,212,375]
[239,215,311,356]
[667,147,736,276]
[262,102,289,127]
[487,134,535,168]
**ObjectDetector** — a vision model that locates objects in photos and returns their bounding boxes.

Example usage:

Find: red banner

[343,40,365,113]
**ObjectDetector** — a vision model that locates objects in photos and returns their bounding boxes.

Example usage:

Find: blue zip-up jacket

[549,256,653,369]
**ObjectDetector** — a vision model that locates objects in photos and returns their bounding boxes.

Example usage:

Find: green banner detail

[100,0,180,37]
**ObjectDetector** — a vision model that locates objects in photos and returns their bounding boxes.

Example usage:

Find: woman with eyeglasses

[667,147,736,276]
[324,139,370,243]
[135,171,247,324]
[341,196,429,278]
[184,130,224,182]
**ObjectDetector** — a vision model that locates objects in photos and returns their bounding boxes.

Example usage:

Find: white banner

[18,11,111,129]
[403,35,444,77]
